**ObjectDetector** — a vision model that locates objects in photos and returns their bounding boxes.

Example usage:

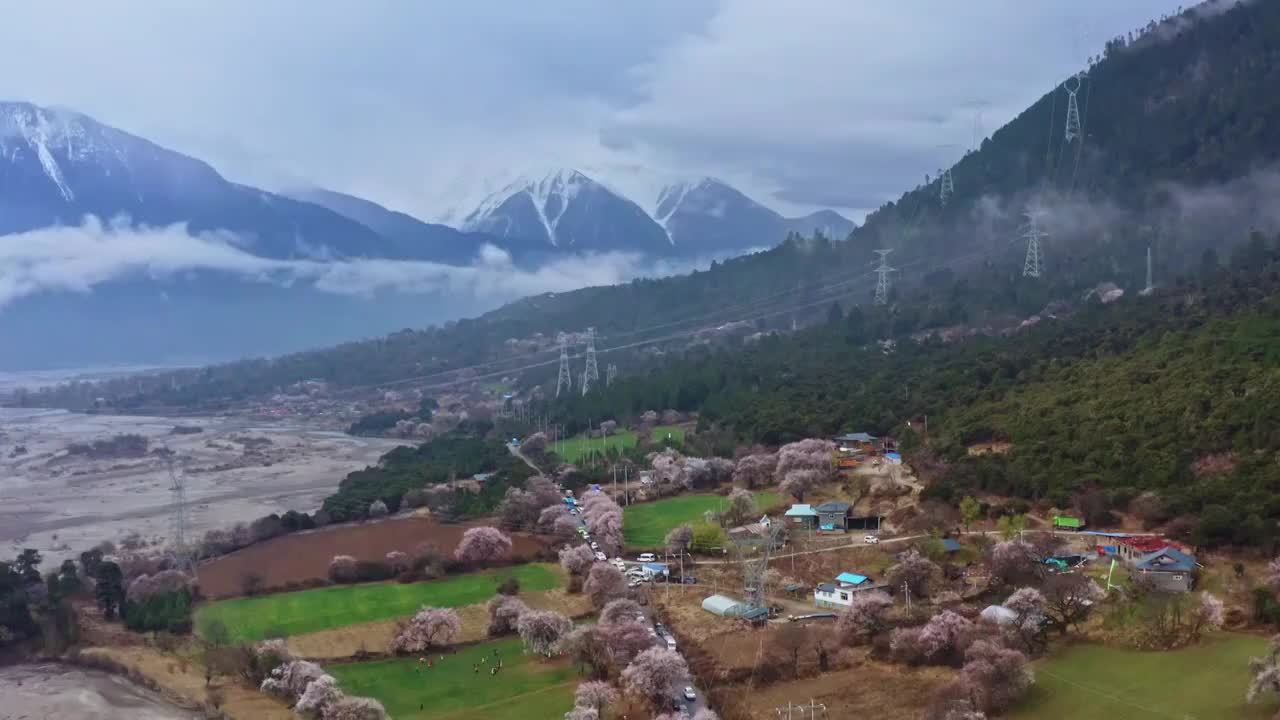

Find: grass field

[649,425,686,445]
[553,430,637,464]
[328,637,576,720]
[196,564,560,644]
[623,492,782,548]
[1010,634,1274,720]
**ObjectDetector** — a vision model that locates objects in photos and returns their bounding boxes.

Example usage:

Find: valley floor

[0,407,405,563]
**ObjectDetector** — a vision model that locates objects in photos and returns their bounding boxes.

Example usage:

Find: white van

[638,552,657,563]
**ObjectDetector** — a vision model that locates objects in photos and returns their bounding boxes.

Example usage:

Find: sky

[0,1,1186,223]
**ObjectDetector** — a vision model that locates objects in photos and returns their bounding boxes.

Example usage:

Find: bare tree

[455,527,513,567]
[1248,634,1280,707]
[775,623,810,677]
[522,432,548,455]
[1042,574,1102,635]
[988,540,1042,587]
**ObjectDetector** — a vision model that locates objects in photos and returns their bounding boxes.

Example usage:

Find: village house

[835,432,880,453]
[816,501,852,532]
[813,571,883,608]
[784,504,818,529]
[1115,536,1178,565]
[1133,547,1197,592]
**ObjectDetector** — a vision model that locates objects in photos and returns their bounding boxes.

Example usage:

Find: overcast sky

[0,1,1185,222]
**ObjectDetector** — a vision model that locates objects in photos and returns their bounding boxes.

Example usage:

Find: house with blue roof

[785,504,818,529]
[1133,547,1197,592]
[814,570,882,608]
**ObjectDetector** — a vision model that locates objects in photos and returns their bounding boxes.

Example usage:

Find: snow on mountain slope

[462,169,672,256]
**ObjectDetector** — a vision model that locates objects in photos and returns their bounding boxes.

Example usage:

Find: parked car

[590,542,600,550]
[628,579,642,588]
[863,535,880,544]
[626,568,645,578]
[595,552,607,562]
[637,553,657,563]
[675,576,698,585]
[654,623,668,634]
[683,687,697,701]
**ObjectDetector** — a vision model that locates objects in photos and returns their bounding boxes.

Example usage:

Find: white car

[626,568,645,578]
[611,558,627,569]
[595,551,608,562]
[637,553,657,563]
[628,579,642,588]
[683,687,697,701]
[590,542,600,550]
[863,535,880,545]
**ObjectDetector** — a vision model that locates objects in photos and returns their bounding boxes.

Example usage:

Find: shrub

[328,555,358,584]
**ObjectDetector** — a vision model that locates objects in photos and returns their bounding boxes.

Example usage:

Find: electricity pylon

[1021,211,1048,279]
[873,249,895,306]
[1064,73,1083,143]
[581,327,599,396]
[555,334,572,397]
[165,449,195,577]
[939,167,954,205]
[1141,245,1156,295]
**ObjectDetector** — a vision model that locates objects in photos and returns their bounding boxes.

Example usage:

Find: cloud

[0,2,1186,222]
[0,217,731,311]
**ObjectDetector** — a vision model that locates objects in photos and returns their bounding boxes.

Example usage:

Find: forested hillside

[551,244,1280,547]
[19,0,1280,411]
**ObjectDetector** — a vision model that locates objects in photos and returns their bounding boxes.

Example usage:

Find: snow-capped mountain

[655,177,855,253]
[462,169,672,257]
[0,101,410,261]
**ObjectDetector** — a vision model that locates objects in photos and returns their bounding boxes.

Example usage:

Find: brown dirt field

[739,656,954,720]
[82,646,297,720]
[197,516,549,598]
[286,588,593,659]
[967,441,1012,455]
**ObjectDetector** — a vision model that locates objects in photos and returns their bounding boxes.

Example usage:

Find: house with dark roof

[1133,547,1197,592]
[816,501,852,532]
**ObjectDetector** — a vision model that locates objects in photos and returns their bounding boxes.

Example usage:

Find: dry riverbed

[0,408,405,563]
[0,663,198,719]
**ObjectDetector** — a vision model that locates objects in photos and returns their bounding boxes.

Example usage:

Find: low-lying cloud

[0,216,733,310]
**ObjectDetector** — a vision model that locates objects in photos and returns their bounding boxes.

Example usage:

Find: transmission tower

[1064,73,1083,142]
[555,334,572,397]
[1141,245,1156,295]
[1020,212,1048,278]
[164,449,195,576]
[735,523,785,611]
[873,249,895,306]
[581,327,599,396]
[939,167,954,205]
[606,363,618,387]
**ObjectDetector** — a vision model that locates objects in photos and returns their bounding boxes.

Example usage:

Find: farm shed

[816,501,852,532]
[702,595,747,617]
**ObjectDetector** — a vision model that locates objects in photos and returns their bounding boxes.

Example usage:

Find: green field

[623,492,782,548]
[1010,634,1274,720]
[553,429,637,463]
[649,425,686,445]
[195,565,559,643]
[328,636,575,720]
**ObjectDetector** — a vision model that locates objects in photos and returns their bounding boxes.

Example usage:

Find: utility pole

[902,581,912,616]
[555,333,572,397]
[581,327,599,396]
[606,363,617,387]
[939,167,954,206]
[1021,211,1047,279]
[873,249,895,306]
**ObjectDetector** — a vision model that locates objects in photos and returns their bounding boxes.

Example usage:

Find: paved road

[550,471,708,715]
